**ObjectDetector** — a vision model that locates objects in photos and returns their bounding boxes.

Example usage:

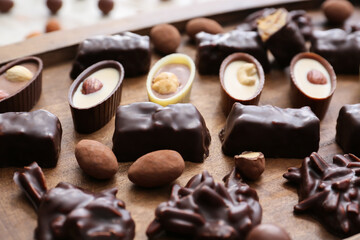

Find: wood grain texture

[1,6,360,240]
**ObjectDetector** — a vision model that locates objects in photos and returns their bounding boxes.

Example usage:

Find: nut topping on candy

[81,77,103,95]
[152,72,179,94]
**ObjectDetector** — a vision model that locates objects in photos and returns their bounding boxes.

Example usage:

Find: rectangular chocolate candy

[70,32,151,79]
[112,102,211,162]
[0,110,62,168]
[336,104,360,155]
[195,30,269,74]
[220,103,319,158]
[310,29,360,74]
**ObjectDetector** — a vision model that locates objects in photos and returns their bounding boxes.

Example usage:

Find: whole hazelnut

[234,151,265,180]
[246,224,291,240]
[322,0,354,24]
[46,0,62,15]
[26,31,42,39]
[98,0,114,15]
[0,0,14,13]
[46,19,61,33]
[186,18,224,40]
[150,24,181,54]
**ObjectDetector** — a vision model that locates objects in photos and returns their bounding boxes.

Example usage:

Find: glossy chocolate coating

[46,0,62,14]
[70,32,150,79]
[336,104,360,155]
[112,102,211,162]
[146,168,262,239]
[310,29,360,74]
[0,110,62,168]
[246,224,291,240]
[220,103,319,158]
[284,153,360,237]
[14,162,135,240]
[196,30,269,74]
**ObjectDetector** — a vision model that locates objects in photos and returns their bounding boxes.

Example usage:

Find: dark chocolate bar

[112,102,211,163]
[284,153,360,237]
[336,104,360,155]
[14,162,135,240]
[195,30,269,74]
[70,32,151,79]
[310,29,360,74]
[146,168,262,239]
[0,110,62,168]
[220,103,319,158]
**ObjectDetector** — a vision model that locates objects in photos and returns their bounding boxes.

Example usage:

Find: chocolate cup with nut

[219,52,265,116]
[0,56,43,113]
[290,52,337,120]
[68,60,124,134]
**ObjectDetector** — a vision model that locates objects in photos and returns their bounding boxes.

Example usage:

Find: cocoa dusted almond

[186,17,224,40]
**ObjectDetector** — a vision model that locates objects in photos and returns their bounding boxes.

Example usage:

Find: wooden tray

[1,1,359,240]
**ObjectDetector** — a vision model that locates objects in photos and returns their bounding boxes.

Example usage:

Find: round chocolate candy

[98,0,114,15]
[46,0,62,14]
[246,224,291,240]
[0,0,13,13]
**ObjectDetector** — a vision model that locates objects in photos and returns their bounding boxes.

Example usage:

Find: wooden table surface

[1,2,360,240]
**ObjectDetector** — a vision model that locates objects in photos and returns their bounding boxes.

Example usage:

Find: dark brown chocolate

[0,0,13,13]
[70,32,150,79]
[112,102,211,163]
[98,0,114,15]
[0,56,42,113]
[14,162,135,240]
[0,110,62,168]
[246,224,291,240]
[290,52,336,119]
[310,29,360,74]
[46,0,62,14]
[284,153,360,237]
[146,169,262,239]
[219,52,265,115]
[336,104,360,155]
[69,60,124,134]
[196,30,269,74]
[220,103,320,158]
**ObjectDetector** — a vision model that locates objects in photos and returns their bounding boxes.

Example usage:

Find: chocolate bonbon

[310,29,360,74]
[284,152,360,237]
[0,110,62,168]
[14,162,135,240]
[290,52,336,119]
[0,56,43,113]
[336,104,360,156]
[235,151,265,181]
[112,102,211,162]
[220,103,319,158]
[146,169,262,239]
[69,60,124,133]
[196,30,269,74]
[246,224,291,240]
[70,32,150,79]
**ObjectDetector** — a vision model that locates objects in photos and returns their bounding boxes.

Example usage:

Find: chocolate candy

[70,32,151,79]
[0,0,13,13]
[14,162,135,240]
[0,110,62,168]
[196,30,269,74]
[310,29,360,74]
[112,102,211,162]
[0,56,43,113]
[146,168,262,239]
[246,224,291,240]
[220,103,319,158]
[46,0,62,14]
[336,104,360,155]
[284,153,360,237]
[257,8,306,67]
[98,0,114,15]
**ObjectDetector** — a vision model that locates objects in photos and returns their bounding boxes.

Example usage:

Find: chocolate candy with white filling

[14,162,135,240]
[196,30,269,74]
[310,29,360,74]
[146,168,262,239]
[220,103,319,158]
[284,153,360,237]
[112,102,211,162]
[0,110,62,168]
[70,32,150,79]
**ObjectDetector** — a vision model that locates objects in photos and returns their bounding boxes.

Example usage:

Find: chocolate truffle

[150,24,181,54]
[146,169,262,239]
[290,52,336,119]
[186,17,224,40]
[0,0,13,13]
[69,60,124,133]
[284,153,360,237]
[146,53,195,106]
[46,0,62,14]
[322,0,354,24]
[246,224,291,240]
[14,162,135,240]
[98,0,114,15]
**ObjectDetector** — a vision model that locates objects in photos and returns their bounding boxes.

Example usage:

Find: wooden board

[1,3,360,240]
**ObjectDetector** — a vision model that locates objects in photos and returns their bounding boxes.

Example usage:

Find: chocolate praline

[46,0,62,14]
[219,52,265,115]
[68,60,124,134]
[290,52,336,120]
[246,224,291,240]
[0,0,13,13]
